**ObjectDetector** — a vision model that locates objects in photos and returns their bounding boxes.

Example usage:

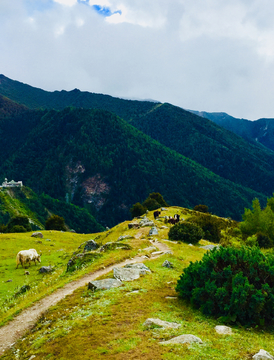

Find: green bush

[188,213,221,243]
[194,204,209,213]
[256,232,274,249]
[10,225,27,233]
[130,202,147,218]
[168,222,204,244]
[7,215,31,233]
[176,246,274,326]
[45,214,66,231]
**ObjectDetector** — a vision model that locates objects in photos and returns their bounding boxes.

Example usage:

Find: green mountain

[191,110,274,152]
[0,185,104,234]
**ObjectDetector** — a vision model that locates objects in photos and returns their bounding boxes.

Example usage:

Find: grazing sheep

[16,249,41,269]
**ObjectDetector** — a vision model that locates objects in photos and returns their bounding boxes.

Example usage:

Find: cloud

[1,0,274,119]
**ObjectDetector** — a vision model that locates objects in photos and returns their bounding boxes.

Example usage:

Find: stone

[88,278,123,291]
[160,334,203,345]
[139,217,155,227]
[117,235,133,242]
[31,232,43,238]
[161,208,168,211]
[128,222,139,229]
[151,251,164,256]
[39,266,53,274]
[25,271,30,275]
[124,263,151,272]
[189,243,193,246]
[200,245,220,251]
[6,279,12,282]
[143,318,181,329]
[142,246,157,252]
[98,242,132,252]
[215,325,233,335]
[113,267,149,281]
[160,226,169,229]
[45,239,51,241]
[14,284,31,297]
[149,227,159,236]
[84,239,99,252]
[253,349,274,360]
[162,260,174,268]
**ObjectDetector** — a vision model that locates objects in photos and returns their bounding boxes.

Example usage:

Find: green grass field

[2,207,274,359]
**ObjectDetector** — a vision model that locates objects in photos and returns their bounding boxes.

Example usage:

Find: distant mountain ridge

[191,110,274,152]
[0,74,274,224]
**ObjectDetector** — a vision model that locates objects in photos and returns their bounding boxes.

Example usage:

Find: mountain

[0,185,104,233]
[0,103,266,224]
[191,110,274,152]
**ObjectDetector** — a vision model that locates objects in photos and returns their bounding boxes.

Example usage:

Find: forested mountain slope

[0,106,266,225]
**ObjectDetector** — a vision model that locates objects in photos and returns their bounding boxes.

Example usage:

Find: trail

[0,239,170,356]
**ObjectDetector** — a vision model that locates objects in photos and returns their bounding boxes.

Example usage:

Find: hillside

[0,186,104,234]
[192,110,274,152]
[1,207,274,359]
[0,106,267,225]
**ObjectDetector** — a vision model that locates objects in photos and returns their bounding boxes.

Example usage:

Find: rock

[149,227,159,236]
[200,245,220,251]
[162,260,174,268]
[151,251,164,256]
[124,263,151,272]
[139,217,155,227]
[45,239,51,241]
[88,279,123,291]
[161,208,167,211]
[160,334,203,345]
[215,325,233,335]
[117,235,133,242]
[14,284,31,297]
[84,240,99,252]
[128,222,139,229]
[160,226,169,229]
[25,271,30,275]
[39,266,53,273]
[98,242,132,252]
[67,253,102,272]
[106,227,110,230]
[142,246,157,252]
[6,279,12,282]
[143,318,181,329]
[189,243,193,246]
[253,349,274,360]
[113,267,149,281]
[31,232,43,238]
[165,296,178,299]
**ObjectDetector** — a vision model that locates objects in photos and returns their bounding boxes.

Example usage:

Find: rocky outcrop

[39,266,53,273]
[160,334,203,345]
[88,279,123,291]
[253,349,274,360]
[214,325,232,335]
[143,318,181,329]
[31,232,43,238]
[84,240,99,252]
[149,227,158,236]
[113,263,151,281]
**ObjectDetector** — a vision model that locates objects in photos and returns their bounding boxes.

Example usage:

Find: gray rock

[200,245,220,250]
[39,266,53,273]
[143,318,181,329]
[128,222,139,229]
[31,232,43,238]
[189,243,193,246]
[84,240,99,252]
[88,278,123,291]
[149,227,159,236]
[161,208,168,211]
[113,267,149,281]
[162,260,174,268]
[124,263,151,272]
[6,279,12,282]
[160,334,203,345]
[151,251,164,256]
[215,325,233,335]
[45,239,51,241]
[139,217,155,227]
[253,350,274,360]
[142,246,157,252]
[117,235,133,242]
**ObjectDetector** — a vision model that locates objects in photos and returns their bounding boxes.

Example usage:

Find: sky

[1,0,274,120]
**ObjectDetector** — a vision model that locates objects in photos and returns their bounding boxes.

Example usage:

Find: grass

[2,207,274,359]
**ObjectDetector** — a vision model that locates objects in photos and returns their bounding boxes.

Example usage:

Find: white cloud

[2,0,274,119]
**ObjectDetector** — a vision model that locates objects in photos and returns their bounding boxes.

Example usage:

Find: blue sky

[1,0,274,120]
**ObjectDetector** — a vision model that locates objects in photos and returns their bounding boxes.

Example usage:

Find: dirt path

[0,240,170,356]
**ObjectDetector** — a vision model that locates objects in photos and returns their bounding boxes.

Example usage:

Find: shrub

[188,213,221,243]
[10,225,27,233]
[194,204,209,213]
[142,198,160,211]
[256,232,274,249]
[168,222,204,244]
[130,202,147,218]
[7,215,31,232]
[45,214,66,231]
[176,246,274,326]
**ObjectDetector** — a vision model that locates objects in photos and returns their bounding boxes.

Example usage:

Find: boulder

[162,260,174,268]
[143,318,181,329]
[215,325,233,335]
[84,240,99,252]
[113,267,149,281]
[14,284,31,297]
[31,232,43,238]
[128,222,139,229]
[253,350,274,360]
[6,279,12,282]
[88,279,123,291]
[200,245,220,251]
[161,208,168,211]
[149,227,159,236]
[124,263,151,272]
[117,235,133,242]
[139,217,154,227]
[39,266,53,273]
[160,334,203,345]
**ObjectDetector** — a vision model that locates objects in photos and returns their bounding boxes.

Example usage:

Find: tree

[130,202,146,218]
[7,215,31,233]
[194,204,209,213]
[45,214,66,231]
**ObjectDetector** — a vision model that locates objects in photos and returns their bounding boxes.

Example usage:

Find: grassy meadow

[1,207,274,359]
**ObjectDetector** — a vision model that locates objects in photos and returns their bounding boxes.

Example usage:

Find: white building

[1,178,23,188]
